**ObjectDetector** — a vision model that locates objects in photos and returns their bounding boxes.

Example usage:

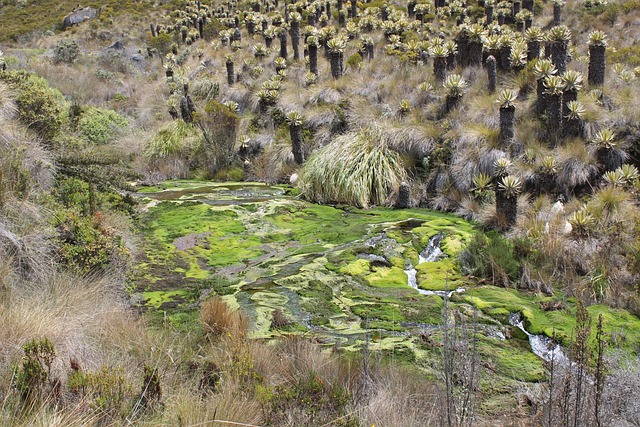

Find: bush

[460,231,521,286]
[53,40,80,64]
[301,128,407,208]
[12,337,56,402]
[197,101,239,176]
[55,208,129,274]
[77,107,128,145]
[0,71,65,141]
[145,119,201,160]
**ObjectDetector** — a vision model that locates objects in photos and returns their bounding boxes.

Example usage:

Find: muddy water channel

[133,181,603,381]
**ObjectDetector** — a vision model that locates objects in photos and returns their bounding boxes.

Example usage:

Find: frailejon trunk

[551,41,567,75]
[226,60,235,86]
[396,182,411,208]
[499,44,511,71]
[564,116,584,138]
[499,105,515,148]
[547,92,562,145]
[536,79,547,115]
[279,30,288,59]
[496,191,518,228]
[330,51,343,78]
[309,44,318,76]
[487,55,497,92]
[290,21,300,60]
[456,31,470,68]
[350,0,357,18]
[290,125,304,164]
[434,57,446,84]
[562,89,577,127]
[588,44,606,86]
[527,40,540,62]
[485,5,493,23]
[469,41,483,66]
[444,94,461,115]
[553,4,561,26]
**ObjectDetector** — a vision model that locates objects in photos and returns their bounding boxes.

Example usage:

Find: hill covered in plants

[1,0,640,425]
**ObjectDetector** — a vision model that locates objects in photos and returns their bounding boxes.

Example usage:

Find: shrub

[55,208,129,274]
[460,231,521,286]
[68,366,133,419]
[53,40,80,64]
[197,100,239,176]
[77,107,128,145]
[12,337,56,402]
[301,128,407,208]
[145,119,201,160]
[0,71,65,141]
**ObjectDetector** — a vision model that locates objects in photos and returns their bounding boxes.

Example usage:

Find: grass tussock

[301,127,407,208]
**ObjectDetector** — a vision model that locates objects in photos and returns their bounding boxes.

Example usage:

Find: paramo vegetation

[1,0,640,424]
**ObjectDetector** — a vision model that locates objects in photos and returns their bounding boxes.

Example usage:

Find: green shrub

[0,71,65,141]
[53,39,80,64]
[68,366,133,418]
[12,337,56,402]
[460,231,521,286]
[77,107,128,145]
[301,129,407,208]
[346,52,363,69]
[145,119,201,159]
[55,208,129,274]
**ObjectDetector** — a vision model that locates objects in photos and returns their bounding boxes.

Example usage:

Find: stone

[62,7,97,29]
[109,40,124,50]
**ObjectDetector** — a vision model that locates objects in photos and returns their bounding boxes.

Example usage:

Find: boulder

[109,40,124,51]
[63,7,97,29]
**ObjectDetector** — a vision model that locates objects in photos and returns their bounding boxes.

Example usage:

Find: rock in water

[396,182,411,208]
[63,7,97,29]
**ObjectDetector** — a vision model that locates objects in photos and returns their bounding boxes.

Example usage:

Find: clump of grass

[200,297,248,340]
[301,127,407,208]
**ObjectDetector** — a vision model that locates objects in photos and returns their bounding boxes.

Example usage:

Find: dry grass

[201,296,249,340]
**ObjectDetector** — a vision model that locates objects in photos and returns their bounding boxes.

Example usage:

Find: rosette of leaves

[569,209,595,236]
[471,173,493,201]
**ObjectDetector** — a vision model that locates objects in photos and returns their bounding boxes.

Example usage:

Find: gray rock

[63,7,97,29]
[357,253,391,267]
[109,40,124,50]
[130,53,145,62]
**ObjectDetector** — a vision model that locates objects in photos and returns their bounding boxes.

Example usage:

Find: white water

[509,313,569,363]
[405,233,465,297]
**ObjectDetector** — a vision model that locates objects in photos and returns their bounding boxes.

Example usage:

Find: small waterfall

[405,232,465,297]
[509,313,568,364]
[419,231,445,263]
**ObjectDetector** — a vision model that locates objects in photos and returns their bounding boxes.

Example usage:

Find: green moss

[415,259,465,291]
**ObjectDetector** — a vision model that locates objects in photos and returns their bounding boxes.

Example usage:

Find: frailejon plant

[497,174,522,228]
[497,89,517,149]
[588,30,607,86]
[533,59,557,116]
[443,73,466,114]
[286,111,305,165]
[548,25,571,75]
[327,36,347,79]
[525,27,544,61]
[561,70,583,128]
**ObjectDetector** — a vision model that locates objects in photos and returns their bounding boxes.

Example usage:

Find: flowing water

[509,312,568,364]
[404,232,466,297]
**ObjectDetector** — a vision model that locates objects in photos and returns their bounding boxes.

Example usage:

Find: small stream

[509,313,569,363]
[404,232,466,297]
